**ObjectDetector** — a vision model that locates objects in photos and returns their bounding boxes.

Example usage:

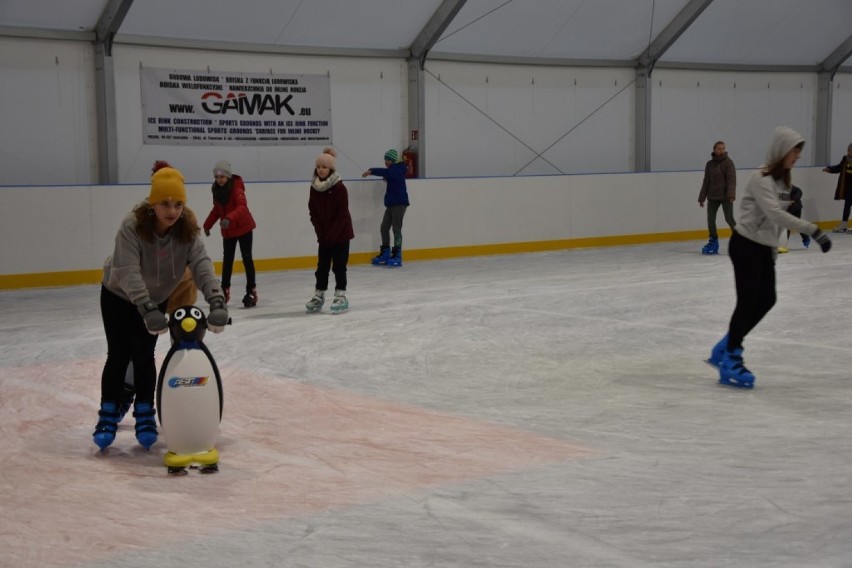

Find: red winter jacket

[203,175,257,239]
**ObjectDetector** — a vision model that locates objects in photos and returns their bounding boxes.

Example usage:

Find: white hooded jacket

[735,126,817,251]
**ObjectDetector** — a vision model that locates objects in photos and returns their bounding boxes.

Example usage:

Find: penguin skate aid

[157,305,228,475]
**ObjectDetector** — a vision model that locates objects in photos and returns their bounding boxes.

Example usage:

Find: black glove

[204,228,211,237]
[207,296,229,333]
[813,229,832,253]
[139,301,168,335]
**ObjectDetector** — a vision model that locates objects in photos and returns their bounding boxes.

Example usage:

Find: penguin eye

[190,307,203,319]
[174,308,186,320]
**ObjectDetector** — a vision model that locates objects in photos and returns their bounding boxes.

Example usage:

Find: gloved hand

[221,218,230,230]
[207,297,229,333]
[813,229,832,253]
[204,228,211,237]
[139,301,168,335]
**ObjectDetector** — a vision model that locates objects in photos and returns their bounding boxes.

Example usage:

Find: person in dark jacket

[777,185,810,253]
[822,143,852,233]
[203,160,258,307]
[306,151,354,314]
[362,149,410,266]
[698,141,737,254]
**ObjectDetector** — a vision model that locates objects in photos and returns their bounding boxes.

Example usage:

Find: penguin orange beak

[181,318,197,333]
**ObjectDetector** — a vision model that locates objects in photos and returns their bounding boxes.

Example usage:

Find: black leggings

[221,231,256,290]
[100,286,164,405]
[315,241,350,291]
[727,231,776,351]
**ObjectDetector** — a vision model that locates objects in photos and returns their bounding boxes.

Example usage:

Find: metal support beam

[634,0,712,172]
[410,0,468,64]
[407,0,467,177]
[93,0,133,183]
[634,69,651,172]
[814,34,852,163]
[637,0,714,76]
[406,59,425,177]
[820,33,852,80]
[815,71,833,166]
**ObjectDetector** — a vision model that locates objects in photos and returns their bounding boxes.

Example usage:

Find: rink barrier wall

[0,168,838,290]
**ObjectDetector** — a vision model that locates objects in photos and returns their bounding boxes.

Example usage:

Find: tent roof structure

[1,0,851,73]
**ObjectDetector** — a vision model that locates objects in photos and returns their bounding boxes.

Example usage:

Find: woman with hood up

[706,127,831,389]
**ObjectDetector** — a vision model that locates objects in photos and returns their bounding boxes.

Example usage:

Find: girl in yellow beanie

[95,164,229,452]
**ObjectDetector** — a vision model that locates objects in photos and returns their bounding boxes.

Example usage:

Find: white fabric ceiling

[1,0,851,69]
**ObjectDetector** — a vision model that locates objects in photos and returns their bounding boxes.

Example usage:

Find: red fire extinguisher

[402,147,417,179]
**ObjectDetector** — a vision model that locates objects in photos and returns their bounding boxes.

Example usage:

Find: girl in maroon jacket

[306,150,354,314]
[203,160,258,307]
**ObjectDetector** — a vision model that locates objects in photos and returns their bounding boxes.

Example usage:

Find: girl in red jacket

[306,150,354,314]
[203,160,258,307]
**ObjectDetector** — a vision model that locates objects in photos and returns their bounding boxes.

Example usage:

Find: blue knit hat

[384,149,399,162]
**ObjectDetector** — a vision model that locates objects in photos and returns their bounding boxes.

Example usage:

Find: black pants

[315,241,350,291]
[100,286,165,405]
[727,231,776,351]
[221,231,255,291]
[842,195,852,222]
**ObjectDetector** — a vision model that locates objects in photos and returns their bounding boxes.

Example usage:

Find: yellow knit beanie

[149,167,187,205]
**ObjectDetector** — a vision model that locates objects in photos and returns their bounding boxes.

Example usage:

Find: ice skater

[362,149,410,266]
[706,127,831,389]
[698,141,736,254]
[203,160,258,307]
[822,143,852,233]
[306,150,354,314]
[94,165,229,451]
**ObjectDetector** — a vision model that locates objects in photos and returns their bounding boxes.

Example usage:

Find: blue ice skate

[701,236,719,255]
[388,247,403,267]
[133,402,158,449]
[93,401,120,450]
[718,348,755,389]
[802,235,811,249]
[371,246,390,266]
[705,334,728,369]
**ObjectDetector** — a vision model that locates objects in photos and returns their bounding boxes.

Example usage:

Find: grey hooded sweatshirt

[735,127,817,251]
[102,207,220,309]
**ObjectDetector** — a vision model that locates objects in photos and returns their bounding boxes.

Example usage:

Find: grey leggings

[380,205,408,248]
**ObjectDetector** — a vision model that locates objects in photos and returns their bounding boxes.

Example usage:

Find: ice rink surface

[2,237,851,568]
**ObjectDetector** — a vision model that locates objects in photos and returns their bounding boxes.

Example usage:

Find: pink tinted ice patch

[0,359,593,567]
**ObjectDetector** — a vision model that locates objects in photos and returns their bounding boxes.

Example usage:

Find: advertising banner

[140,67,332,146]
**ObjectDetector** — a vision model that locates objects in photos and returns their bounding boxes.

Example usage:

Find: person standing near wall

[706,127,831,389]
[95,166,228,451]
[822,143,852,233]
[363,149,410,267]
[203,160,258,308]
[306,151,354,314]
[698,141,737,255]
